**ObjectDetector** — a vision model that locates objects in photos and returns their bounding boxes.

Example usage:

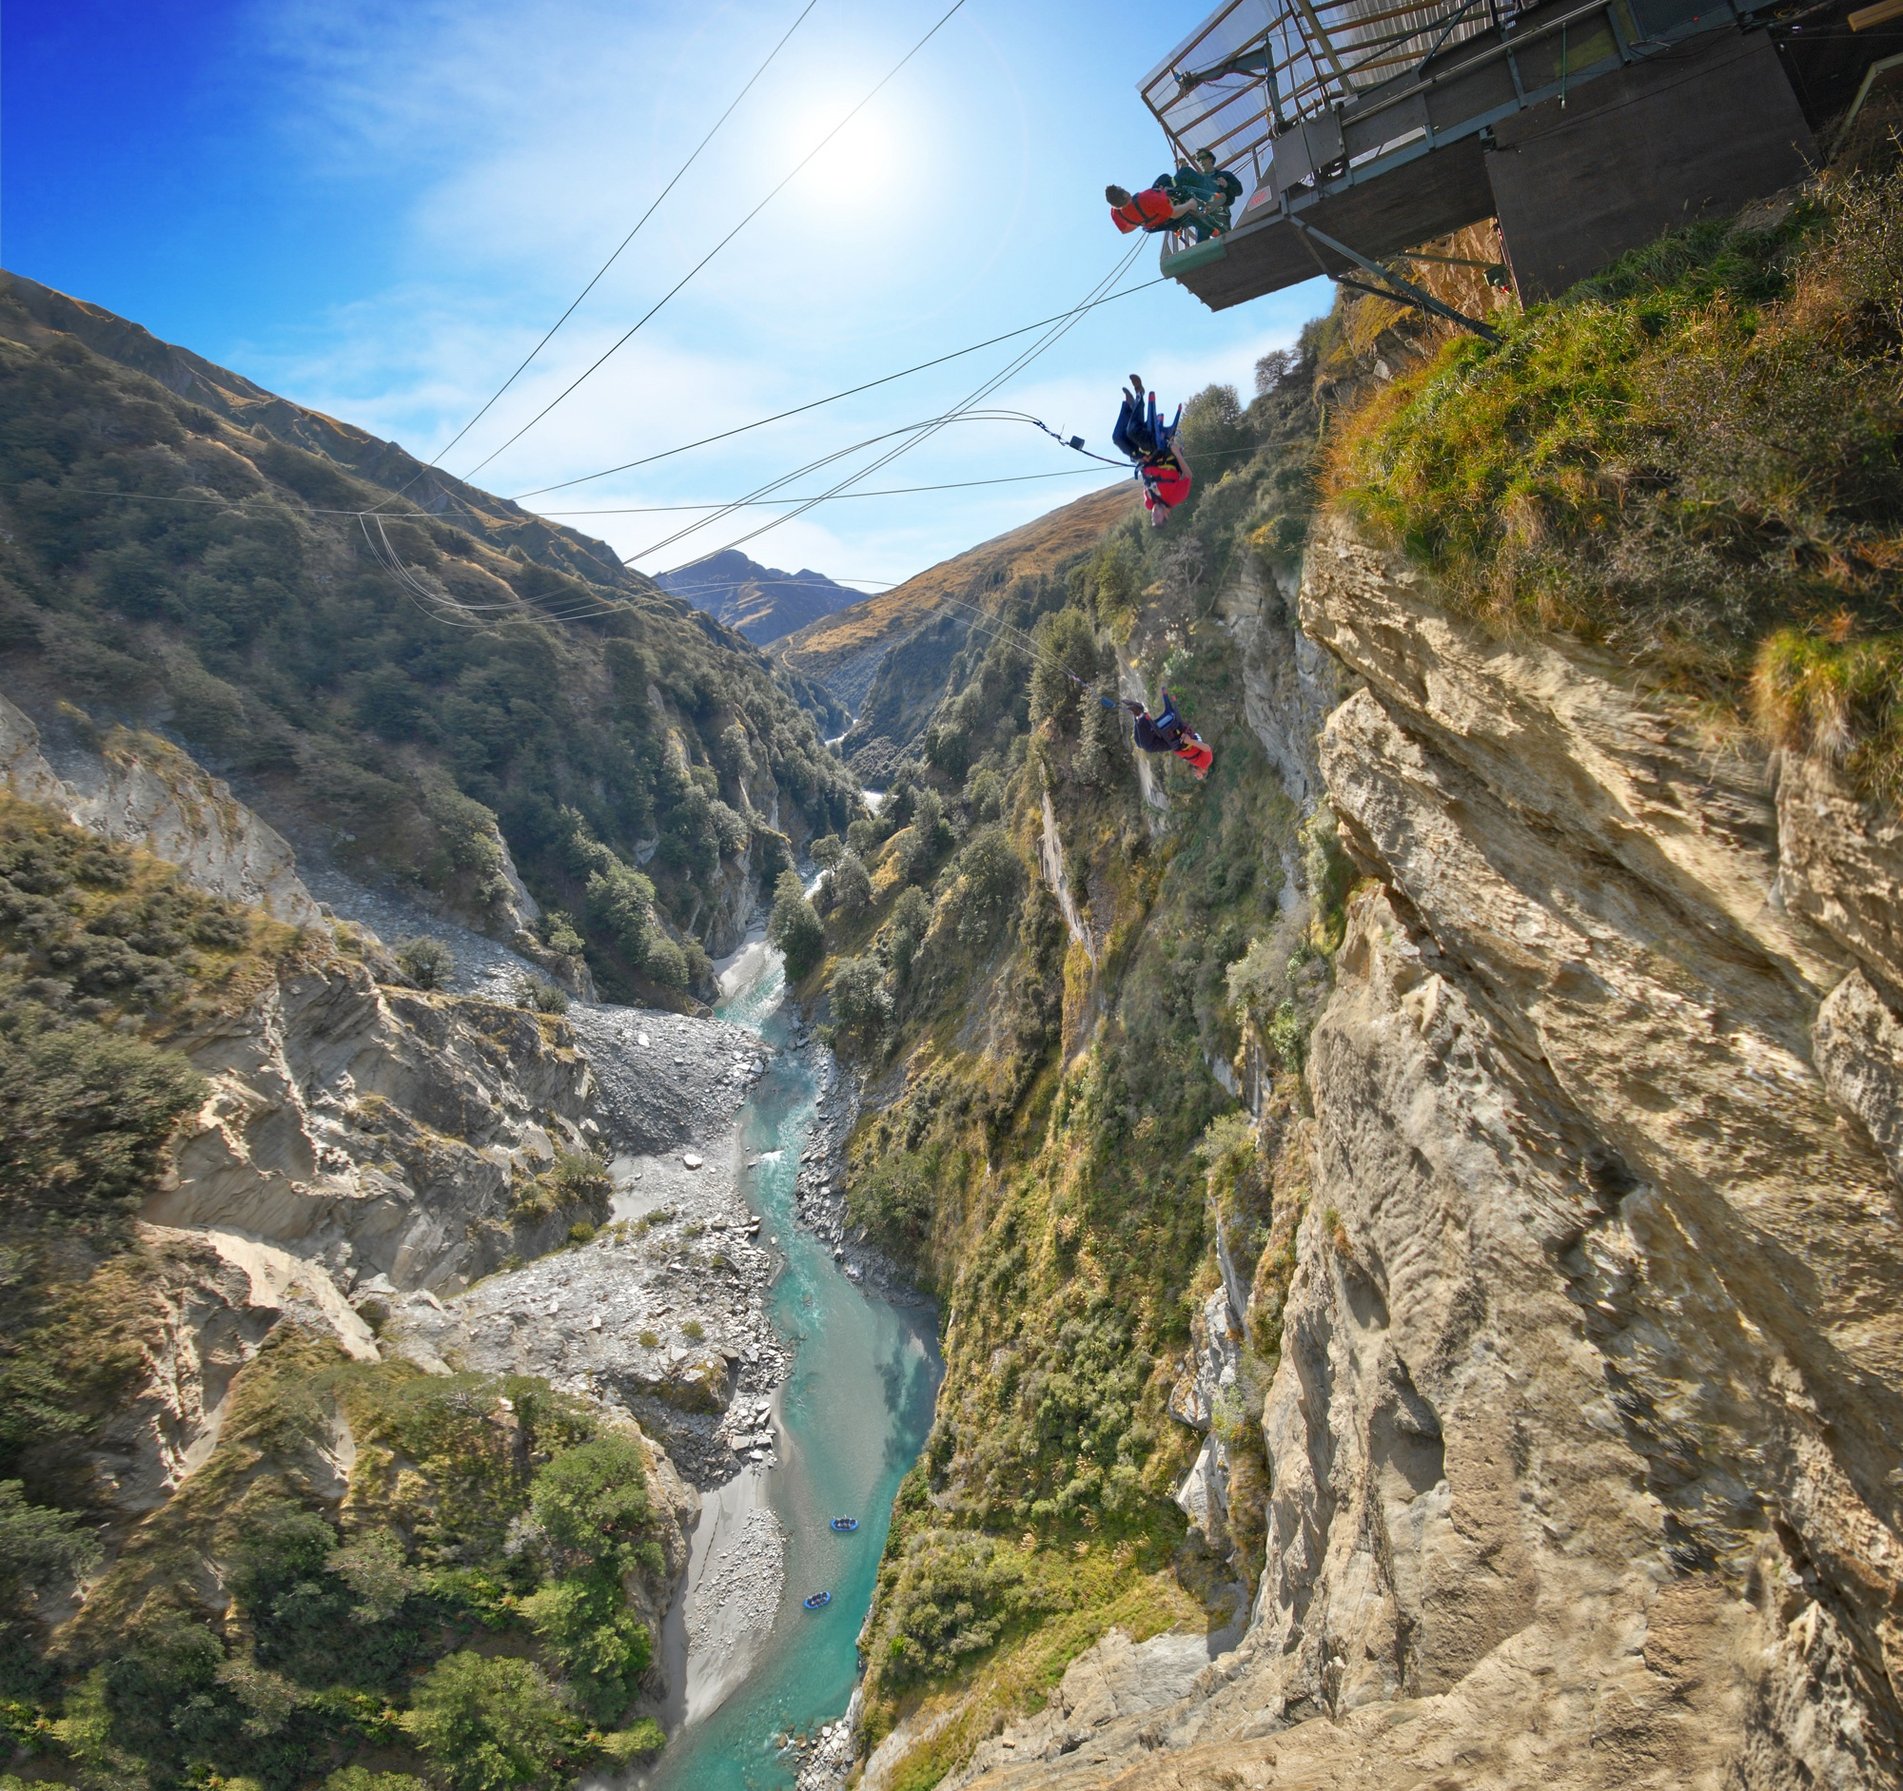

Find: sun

[761,90,918,212]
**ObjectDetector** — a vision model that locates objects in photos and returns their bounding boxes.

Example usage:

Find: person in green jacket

[1168,148,1242,239]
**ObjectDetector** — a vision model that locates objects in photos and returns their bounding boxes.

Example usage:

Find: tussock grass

[1329,165,1903,797]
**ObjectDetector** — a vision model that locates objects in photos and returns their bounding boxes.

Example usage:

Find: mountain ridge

[772,481,1137,776]
[0,269,856,999]
[657,547,863,645]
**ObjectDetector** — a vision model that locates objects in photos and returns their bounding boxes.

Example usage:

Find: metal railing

[1140,0,1754,226]
[1139,0,1515,180]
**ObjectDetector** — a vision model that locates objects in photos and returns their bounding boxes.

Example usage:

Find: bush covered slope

[0,797,676,1790]
[1329,166,1903,795]
[0,274,857,1002]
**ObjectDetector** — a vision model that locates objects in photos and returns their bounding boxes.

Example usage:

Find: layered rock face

[156,965,602,1293]
[956,517,1903,1788]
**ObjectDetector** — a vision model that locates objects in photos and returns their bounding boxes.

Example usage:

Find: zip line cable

[505,276,1166,502]
[49,420,1265,540]
[387,0,821,501]
[634,247,1141,570]
[620,407,1081,568]
[541,464,1115,513]
[451,0,972,487]
[648,237,1142,575]
[671,237,1145,565]
[49,457,1119,518]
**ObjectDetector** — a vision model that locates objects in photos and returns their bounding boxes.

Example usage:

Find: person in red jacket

[1123,689,1213,778]
[1105,183,1197,235]
[1112,376,1193,527]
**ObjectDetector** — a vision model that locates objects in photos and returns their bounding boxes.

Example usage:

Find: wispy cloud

[221,0,1329,583]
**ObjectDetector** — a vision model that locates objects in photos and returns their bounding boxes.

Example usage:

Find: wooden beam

[1851,0,1903,29]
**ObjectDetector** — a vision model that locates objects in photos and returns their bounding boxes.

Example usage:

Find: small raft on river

[803,1590,833,1610]
[830,1516,859,1532]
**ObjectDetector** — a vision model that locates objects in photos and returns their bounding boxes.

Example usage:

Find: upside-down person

[1112,375,1193,527]
[1153,151,1240,242]
[1123,688,1213,779]
[1105,181,1199,236]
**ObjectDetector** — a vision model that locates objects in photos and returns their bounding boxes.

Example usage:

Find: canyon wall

[941,515,1903,1789]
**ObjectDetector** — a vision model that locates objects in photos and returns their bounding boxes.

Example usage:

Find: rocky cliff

[926,514,1903,1789]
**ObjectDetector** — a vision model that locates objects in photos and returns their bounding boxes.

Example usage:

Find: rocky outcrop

[1168,1288,1242,1551]
[942,1630,1233,1791]
[1,692,319,923]
[151,963,605,1295]
[950,515,1903,1789]
[1211,556,1336,810]
[1036,786,1096,963]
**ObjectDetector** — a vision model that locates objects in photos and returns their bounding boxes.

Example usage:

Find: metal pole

[1289,217,1504,340]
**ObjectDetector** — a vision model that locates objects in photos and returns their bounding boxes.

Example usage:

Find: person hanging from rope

[1112,376,1192,527]
[1122,688,1213,779]
[1105,181,1201,237]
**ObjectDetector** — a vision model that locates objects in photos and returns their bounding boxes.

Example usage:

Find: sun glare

[762,90,917,213]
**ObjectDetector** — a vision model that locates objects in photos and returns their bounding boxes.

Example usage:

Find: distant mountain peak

[657,552,859,646]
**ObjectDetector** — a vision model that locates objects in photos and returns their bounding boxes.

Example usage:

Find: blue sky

[4,0,1329,587]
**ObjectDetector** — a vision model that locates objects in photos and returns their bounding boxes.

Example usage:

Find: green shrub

[948,827,1021,950]
[512,1152,611,1221]
[829,954,893,1051]
[395,936,454,990]
[513,975,569,1015]
[768,870,824,981]
[876,1530,1035,1688]
[518,1577,651,1722]
[0,1012,203,1226]
[829,849,872,915]
[0,1480,99,1597]
[527,1434,653,1575]
[592,1720,665,1764]
[642,933,688,990]
[884,886,933,985]
[1754,627,1903,803]
[325,1770,428,1791]
[398,1652,575,1791]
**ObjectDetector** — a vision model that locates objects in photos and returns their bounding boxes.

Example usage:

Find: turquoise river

[645,943,941,1790]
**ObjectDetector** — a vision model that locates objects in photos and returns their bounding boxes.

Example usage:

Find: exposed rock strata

[950,516,1903,1789]
[1,691,319,923]
[151,964,604,1294]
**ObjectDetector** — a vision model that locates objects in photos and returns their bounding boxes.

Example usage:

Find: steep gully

[355,877,941,1788]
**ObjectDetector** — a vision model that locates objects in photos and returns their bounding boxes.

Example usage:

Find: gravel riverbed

[308,866,916,1774]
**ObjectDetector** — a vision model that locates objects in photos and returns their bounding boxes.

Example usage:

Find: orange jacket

[1110,188,1178,234]
[1141,457,1191,510]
